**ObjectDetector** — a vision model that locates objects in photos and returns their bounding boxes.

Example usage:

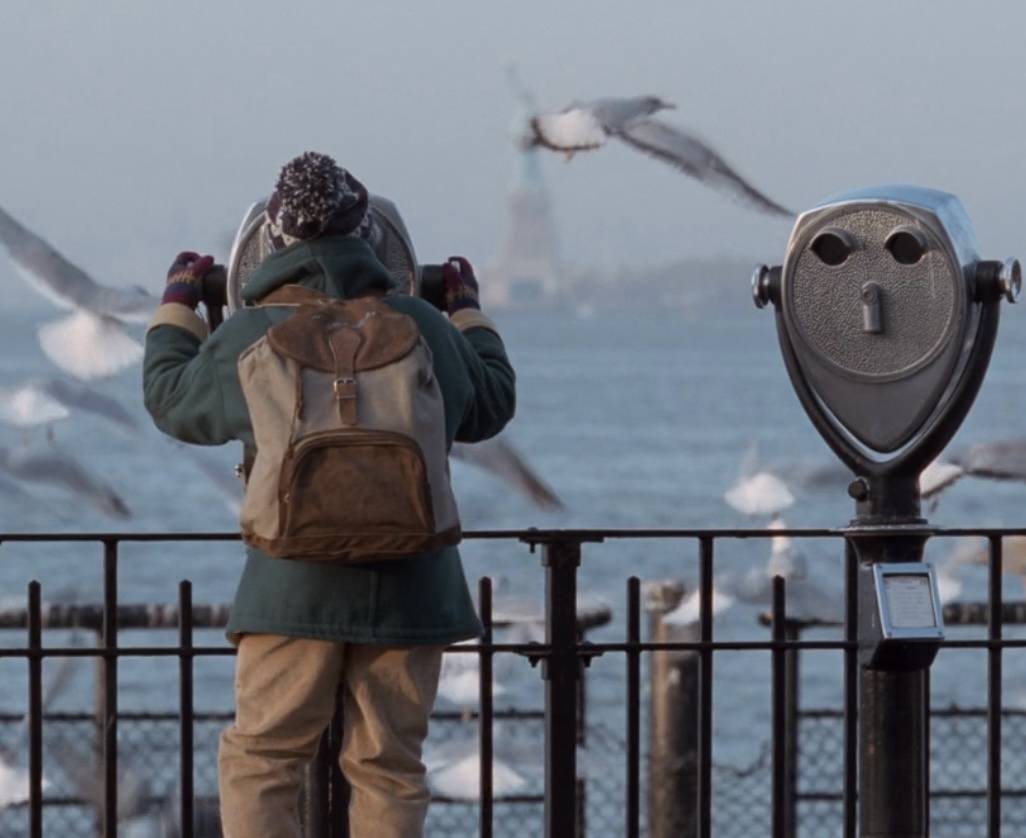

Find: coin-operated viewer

[752,184,1020,838]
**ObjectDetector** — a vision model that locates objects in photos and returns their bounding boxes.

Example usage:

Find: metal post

[645,580,698,838]
[178,581,195,838]
[697,537,714,838]
[843,541,858,838]
[541,538,581,838]
[860,668,927,835]
[626,577,642,838]
[479,577,494,838]
[27,582,42,838]
[101,540,119,838]
[771,577,787,838]
[783,620,800,838]
[576,622,589,838]
[854,522,930,838]
[987,536,1003,837]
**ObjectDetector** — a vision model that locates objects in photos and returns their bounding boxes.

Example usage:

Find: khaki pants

[219,634,443,838]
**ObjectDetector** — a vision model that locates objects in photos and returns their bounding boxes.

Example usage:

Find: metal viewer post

[753,185,1018,837]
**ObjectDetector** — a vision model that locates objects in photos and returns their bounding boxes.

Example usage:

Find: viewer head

[264,151,369,250]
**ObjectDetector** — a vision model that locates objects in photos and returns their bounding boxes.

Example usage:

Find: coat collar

[241,235,397,303]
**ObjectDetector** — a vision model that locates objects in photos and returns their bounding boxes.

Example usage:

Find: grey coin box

[858,560,944,670]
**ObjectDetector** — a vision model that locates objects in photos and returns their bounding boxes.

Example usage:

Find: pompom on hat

[264,151,369,250]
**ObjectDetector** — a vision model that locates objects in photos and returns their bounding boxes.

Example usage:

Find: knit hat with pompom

[264,151,369,250]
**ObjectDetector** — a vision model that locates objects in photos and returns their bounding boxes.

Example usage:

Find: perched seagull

[666,518,840,624]
[435,614,551,711]
[425,726,536,800]
[452,437,564,511]
[917,539,965,605]
[524,96,793,217]
[0,378,137,431]
[662,585,735,627]
[0,441,130,519]
[0,204,158,379]
[428,749,528,801]
[436,640,509,709]
[0,760,41,808]
[950,535,1026,595]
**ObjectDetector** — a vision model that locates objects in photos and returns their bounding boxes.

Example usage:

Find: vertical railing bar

[479,576,494,838]
[626,576,641,838]
[542,538,581,838]
[771,576,787,838]
[987,535,1003,837]
[28,581,43,838]
[843,539,858,838]
[179,581,194,838]
[102,540,118,838]
[697,536,714,838]
[783,620,800,838]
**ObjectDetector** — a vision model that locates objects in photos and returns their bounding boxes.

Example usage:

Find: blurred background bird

[0,204,157,380]
[523,95,794,216]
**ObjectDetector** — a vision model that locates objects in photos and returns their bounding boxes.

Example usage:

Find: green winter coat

[143,235,515,645]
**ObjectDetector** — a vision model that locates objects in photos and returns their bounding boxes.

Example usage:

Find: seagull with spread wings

[451,436,564,511]
[0,440,131,519]
[0,377,138,431]
[524,95,794,217]
[919,438,1026,507]
[0,204,158,379]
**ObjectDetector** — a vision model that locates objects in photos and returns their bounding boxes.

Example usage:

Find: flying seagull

[451,437,564,511]
[524,96,794,217]
[0,441,131,519]
[919,440,1026,506]
[0,377,137,431]
[0,204,158,379]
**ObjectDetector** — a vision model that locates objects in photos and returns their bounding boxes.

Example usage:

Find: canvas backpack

[236,285,461,562]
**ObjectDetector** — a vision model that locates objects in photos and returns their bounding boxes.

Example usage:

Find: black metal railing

[1,527,1024,837]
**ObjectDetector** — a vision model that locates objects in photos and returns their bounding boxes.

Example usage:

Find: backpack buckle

[333,377,357,399]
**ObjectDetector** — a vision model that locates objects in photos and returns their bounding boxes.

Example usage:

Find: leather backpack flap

[266,298,420,374]
[258,284,333,307]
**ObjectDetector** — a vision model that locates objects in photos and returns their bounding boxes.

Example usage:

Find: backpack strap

[330,327,362,425]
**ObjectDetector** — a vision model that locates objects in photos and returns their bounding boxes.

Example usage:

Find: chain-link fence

[6,706,1026,836]
[798,709,1026,837]
[0,711,629,837]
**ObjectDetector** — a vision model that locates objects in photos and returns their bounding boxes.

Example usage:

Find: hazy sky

[2,1,1025,298]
